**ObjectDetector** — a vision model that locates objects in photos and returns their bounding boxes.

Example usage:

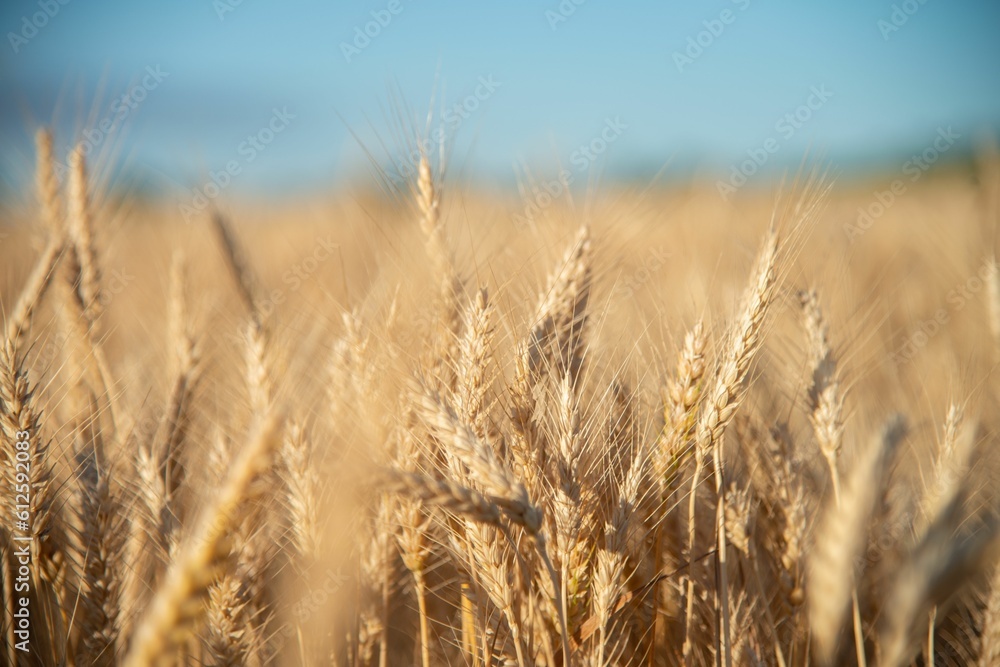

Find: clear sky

[1,0,998,196]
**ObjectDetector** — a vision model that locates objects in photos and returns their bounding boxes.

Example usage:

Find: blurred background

[0,0,998,200]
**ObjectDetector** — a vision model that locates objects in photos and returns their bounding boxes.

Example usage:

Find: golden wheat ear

[68,145,102,323]
[72,421,125,666]
[455,287,494,440]
[681,229,779,664]
[35,128,62,232]
[121,412,283,667]
[981,562,1000,667]
[5,129,71,349]
[0,341,66,663]
[414,154,462,391]
[809,415,907,666]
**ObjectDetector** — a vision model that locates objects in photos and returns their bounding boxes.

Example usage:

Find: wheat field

[1,128,1000,667]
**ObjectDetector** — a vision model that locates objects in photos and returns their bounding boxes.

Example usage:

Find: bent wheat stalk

[122,413,283,667]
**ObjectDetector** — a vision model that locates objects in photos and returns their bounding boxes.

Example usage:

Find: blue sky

[1,0,998,196]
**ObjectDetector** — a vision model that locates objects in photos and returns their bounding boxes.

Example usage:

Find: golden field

[1,131,1000,666]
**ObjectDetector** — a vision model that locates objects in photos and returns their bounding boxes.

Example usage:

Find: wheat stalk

[150,254,200,503]
[652,319,706,662]
[799,289,844,499]
[986,257,1000,360]
[413,384,573,662]
[209,211,261,319]
[509,225,591,504]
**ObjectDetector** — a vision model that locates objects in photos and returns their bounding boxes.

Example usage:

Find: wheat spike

[35,128,63,231]
[68,145,102,322]
[203,575,261,666]
[980,562,1000,667]
[282,420,323,560]
[122,412,283,667]
[455,287,494,440]
[799,289,845,496]
[695,229,778,454]
[809,415,906,665]
[414,387,541,533]
[73,424,124,666]
[656,319,706,487]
